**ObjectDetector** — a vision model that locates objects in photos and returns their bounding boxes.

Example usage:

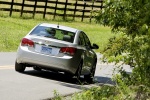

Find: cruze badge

[44,40,51,44]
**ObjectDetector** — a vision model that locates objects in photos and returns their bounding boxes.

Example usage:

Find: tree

[96,0,150,86]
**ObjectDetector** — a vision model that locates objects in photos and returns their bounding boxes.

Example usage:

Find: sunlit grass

[0,17,114,52]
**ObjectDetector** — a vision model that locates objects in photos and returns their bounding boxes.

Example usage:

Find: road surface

[0,52,131,100]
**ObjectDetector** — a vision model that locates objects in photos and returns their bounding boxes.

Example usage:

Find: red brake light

[60,47,76,56]
[21,38,34,47]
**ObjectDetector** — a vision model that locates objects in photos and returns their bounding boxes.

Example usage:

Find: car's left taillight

[21,38,34,47]
[59,47,77,56]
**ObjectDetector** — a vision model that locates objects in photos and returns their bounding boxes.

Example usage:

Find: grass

[0,16,114,52]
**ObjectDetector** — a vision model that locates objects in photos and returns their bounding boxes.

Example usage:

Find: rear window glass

[30,26,75,43]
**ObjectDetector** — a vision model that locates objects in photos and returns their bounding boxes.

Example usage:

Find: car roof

[39,23,79,33]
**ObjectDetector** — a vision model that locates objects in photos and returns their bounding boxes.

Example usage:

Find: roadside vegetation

[53,0,150,100]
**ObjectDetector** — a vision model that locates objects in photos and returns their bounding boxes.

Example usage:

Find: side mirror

[91,43,99,49]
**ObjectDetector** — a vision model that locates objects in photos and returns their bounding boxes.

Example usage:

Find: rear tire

[15,61,26,72]
[84,75,93,84]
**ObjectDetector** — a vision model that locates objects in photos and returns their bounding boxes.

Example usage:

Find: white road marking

[0,65,14,69]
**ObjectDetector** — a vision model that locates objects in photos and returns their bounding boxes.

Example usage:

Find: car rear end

[16,23,82,74]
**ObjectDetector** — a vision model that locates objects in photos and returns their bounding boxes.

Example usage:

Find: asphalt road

[0,52,16,66]
[0,52,131,100]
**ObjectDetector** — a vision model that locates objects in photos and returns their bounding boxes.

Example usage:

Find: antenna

[57,23,59,28]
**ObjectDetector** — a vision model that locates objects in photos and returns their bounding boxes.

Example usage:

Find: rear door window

[82,32,91,47]
[78,33,86,46]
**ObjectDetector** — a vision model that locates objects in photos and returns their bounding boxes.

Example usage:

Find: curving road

[0,52,131,100]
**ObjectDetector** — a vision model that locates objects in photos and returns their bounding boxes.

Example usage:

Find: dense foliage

[53,1,150,100]
[95,0,150,98]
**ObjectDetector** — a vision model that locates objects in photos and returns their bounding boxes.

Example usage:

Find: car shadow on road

[94,76,116,86]
[22,69,85,84]
[58,76,115,91]
[21,69,115,90]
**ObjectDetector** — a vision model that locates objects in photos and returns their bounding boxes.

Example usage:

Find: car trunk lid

[23,36,76,56]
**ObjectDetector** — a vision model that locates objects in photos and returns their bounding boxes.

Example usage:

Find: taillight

[60,47,76,56]
[21,38,34,47]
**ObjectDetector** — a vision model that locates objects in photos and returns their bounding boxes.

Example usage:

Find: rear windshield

[30,26,75,43]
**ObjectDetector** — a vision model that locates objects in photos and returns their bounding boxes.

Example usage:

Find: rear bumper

[16,46,80,74]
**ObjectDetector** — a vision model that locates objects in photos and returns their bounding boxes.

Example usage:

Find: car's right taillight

[21,38,34,47]
[59,47,77,56]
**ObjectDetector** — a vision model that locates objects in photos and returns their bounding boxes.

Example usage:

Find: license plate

[41,46,52,54]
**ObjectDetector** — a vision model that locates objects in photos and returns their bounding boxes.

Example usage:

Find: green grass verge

[0,17,114,52]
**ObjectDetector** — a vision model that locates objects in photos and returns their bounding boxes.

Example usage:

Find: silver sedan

[15,23,99,83]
